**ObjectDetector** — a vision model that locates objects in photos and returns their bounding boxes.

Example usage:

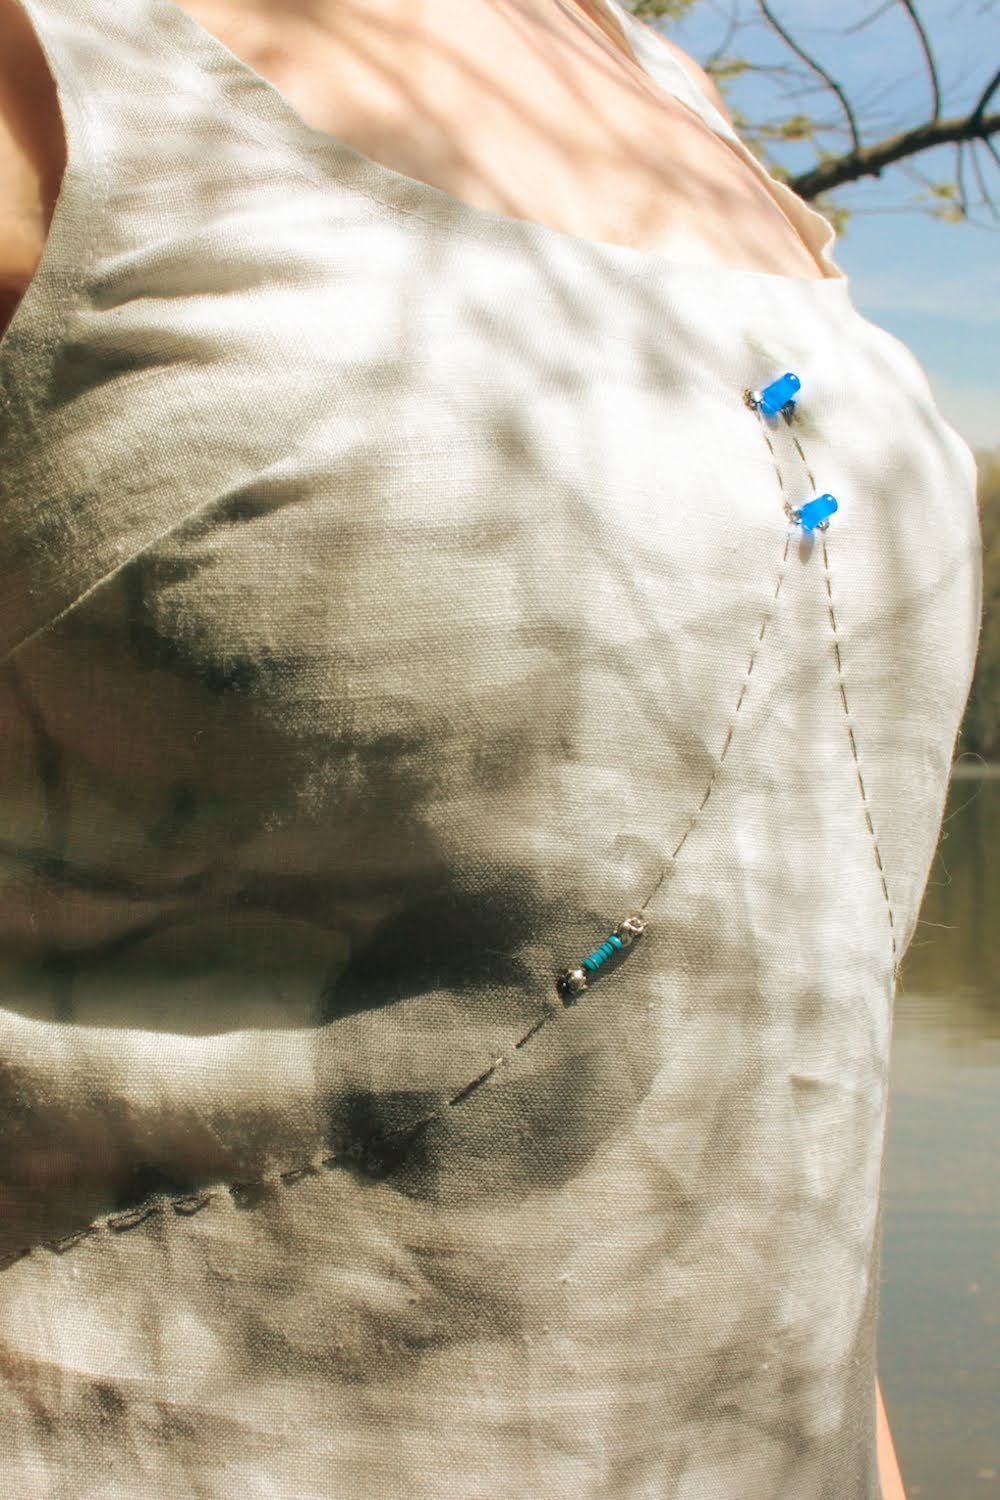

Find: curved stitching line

[638,526,791,911]
[784,427,899,975]
[10,399,794,1266]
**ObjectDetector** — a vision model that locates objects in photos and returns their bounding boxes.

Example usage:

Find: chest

[183,0,825,278]
[0,223,941,970]
[0,0,825,333]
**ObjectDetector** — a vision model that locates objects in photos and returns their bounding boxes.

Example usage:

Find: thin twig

[756,0,863,157]
[970,63,1000,123]
[897,0,942,120]
[842,1,898,34]
[956,137,969,216]
[970,138,1000,219]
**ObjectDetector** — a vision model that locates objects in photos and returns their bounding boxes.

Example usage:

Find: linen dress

[0,0,982,1495]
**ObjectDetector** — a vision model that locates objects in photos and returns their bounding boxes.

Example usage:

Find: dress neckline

[150,0,852,294]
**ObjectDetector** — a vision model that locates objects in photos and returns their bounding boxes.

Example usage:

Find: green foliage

[812,196,853,234]
[627,0,697,20]
[758,113,819,143]
[958,447,1000,761]
[705,56,751,84]
[932,204,968,223]
[916,180,967,224]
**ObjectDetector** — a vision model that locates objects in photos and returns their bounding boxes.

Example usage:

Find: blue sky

[665,0,1000,454]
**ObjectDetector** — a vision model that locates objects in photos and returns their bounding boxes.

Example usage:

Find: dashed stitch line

[640,529,791,904]
[785,428,899,974]
[819,534,898,970]
[9,395,799,1268]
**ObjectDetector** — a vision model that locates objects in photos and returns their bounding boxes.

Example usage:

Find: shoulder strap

[0,0,105,363]
[0,0,256,662]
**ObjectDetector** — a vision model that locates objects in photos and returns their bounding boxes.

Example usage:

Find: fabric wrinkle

[0,1,983,1496]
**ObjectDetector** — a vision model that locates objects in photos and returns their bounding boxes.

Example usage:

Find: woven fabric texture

[0,0,982,1495]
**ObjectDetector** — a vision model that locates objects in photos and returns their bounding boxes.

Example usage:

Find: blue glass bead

[796,493,838,532]
[758,372,800,416]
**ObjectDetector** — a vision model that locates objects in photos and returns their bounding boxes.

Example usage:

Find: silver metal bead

[614,912,646,947]
[556,966,588,1003]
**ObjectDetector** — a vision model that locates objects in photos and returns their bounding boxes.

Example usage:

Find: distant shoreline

[952,761,1000,778]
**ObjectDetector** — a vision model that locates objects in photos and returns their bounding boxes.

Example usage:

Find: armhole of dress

[0,0,104,387]
[0,0,109,664]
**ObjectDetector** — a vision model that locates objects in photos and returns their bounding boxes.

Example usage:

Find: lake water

[879,768,999,1498]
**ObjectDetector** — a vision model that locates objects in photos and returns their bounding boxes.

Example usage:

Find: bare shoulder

[0,0,66,306]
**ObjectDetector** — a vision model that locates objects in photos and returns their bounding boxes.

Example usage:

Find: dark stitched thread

[278,1164,322,1186]
[18,390,797,1265]
[320,493,788,1152]
[819,537,899,971]
[513,1013,551,1049]
[171,1191,216,1215]
[0,1246,32,1270]
[446,1059,505,1108]
[784,428,899,974]
[47,1225,99,1254]
[639,524,791,911]
[106,1201,161,1233]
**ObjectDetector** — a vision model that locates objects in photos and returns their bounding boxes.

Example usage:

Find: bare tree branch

[700,8,740,73]
[650,0,1000,222]
[896,0,941,119]
[788,106,1000,198]
[971,63,1000,121]
[755,0,863,156]
[969,136,1000,219]
[842,2,898,34]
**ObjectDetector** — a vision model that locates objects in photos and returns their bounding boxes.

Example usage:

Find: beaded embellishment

[555,912,646,1003]
[553,371,839,1004]
[745,373,839,533]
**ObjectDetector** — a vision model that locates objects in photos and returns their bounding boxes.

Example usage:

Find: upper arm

[0,0,66,330]
[876,1376,906,1500]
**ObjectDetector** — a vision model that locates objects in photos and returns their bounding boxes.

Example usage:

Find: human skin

[1,0,904,1490]
[877,1377,907,1500]
[0,0,828,291]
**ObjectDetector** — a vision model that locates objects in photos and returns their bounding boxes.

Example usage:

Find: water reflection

[881,770,999,1500]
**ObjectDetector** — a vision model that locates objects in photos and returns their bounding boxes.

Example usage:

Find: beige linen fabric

[0,0,983,1494]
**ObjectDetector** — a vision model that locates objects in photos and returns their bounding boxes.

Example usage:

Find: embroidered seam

[8,396,803,1266]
